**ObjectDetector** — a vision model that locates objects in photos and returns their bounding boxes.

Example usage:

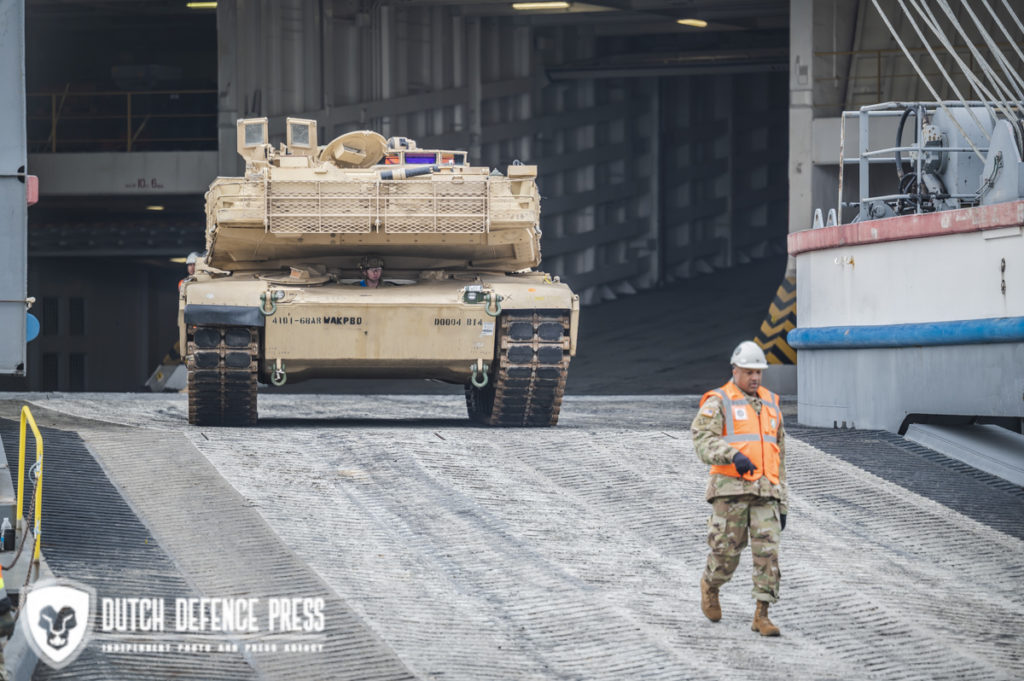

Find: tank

[178,117,579,427]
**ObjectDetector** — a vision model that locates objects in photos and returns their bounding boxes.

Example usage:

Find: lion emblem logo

[21,579,94,669]
[39,605,78,649]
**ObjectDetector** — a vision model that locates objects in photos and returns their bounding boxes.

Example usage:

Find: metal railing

[27,88,217,153]
[833,101,1024,222]
[17,405,43,577]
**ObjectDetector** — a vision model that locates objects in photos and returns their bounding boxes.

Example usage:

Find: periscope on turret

[178,117,579,427]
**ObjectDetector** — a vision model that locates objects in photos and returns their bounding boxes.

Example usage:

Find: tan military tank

[178,117,579,426]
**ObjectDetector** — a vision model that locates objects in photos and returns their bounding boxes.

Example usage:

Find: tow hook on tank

[470,359,489,388]
[484,292,503,317]
[270,359,287,386]
[259,289,285,316]
[461,285,503,317]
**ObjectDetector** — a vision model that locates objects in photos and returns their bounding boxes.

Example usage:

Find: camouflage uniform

[692,388,788,603]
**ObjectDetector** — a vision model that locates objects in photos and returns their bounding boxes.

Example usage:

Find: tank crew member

[179,251,200,291]
[359,256,385,288]
[692,340,788,636]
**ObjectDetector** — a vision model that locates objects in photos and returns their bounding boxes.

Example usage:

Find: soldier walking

[691,341,788,636]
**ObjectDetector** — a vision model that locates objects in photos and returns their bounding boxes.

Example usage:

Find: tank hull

[180,273,578,385]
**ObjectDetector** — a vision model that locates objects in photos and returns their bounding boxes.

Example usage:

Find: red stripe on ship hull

[788,199,1024,255]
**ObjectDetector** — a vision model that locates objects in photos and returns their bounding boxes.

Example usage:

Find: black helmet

[359,255,384,270]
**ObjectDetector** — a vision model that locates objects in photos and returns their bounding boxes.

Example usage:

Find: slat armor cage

[262,176,538,235]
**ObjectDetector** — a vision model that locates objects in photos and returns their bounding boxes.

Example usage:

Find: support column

[767,0,860,382]
[321,0,334,122]
[216,0,240,176]
[431,7,445,136]
[789,0,815,252]
[754,0,815,382]
[0,0,27,375]
[452,16,464,133]
[649,78,662,287]
[467,17,482,162]
[379,4,392,138]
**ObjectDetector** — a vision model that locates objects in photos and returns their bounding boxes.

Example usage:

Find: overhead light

[146,205,165,211]
[186,2,217,8]
[169,257,187,264]
[676,18,708,28]
[512,2,570,10]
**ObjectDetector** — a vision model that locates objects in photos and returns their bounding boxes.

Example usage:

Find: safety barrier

[754,275,797,364]
[17,406,43,577]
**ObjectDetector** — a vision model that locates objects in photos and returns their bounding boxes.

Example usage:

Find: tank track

[466,310,570,427]
[186,325,259,426]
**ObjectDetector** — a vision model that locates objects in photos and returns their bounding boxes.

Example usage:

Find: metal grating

[489,178,540,226]
[267,179,374,234]
[265,176,538,235]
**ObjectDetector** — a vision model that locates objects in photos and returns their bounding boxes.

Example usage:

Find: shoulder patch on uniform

[700,406,716,417]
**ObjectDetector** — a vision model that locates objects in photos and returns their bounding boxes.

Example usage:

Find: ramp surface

[0,393,1021,681]
[0,401,415,681]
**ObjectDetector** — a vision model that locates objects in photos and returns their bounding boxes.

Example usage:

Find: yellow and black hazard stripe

[164,340,182,365]
[754,275,796,364]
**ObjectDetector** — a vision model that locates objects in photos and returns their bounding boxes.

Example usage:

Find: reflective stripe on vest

[700,381,781,485]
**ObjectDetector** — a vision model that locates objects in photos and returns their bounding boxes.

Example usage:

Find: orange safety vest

[700,381,782,485]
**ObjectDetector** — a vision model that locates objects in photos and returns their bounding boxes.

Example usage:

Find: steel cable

[960,0,1024,108]
[870,0,987,160]
[909,0,1003,130]
[987,0,1024,94]
[933,0,1020,120]
[898,0,992,145]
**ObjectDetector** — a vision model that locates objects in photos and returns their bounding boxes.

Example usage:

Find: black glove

[732,452,758,476]
[780,513,787,531]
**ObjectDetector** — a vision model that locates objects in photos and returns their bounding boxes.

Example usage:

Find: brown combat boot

[700,579,721,622]
[751,601,780,636]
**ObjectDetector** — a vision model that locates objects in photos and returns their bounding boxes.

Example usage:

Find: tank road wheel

[187,326,259,427]
[465,310,571,427]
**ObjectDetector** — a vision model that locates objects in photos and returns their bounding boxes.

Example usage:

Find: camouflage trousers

[702,494,782,603]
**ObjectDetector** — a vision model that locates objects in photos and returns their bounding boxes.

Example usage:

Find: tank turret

[204,117,543,273]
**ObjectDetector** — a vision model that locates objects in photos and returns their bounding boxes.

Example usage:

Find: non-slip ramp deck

[1,394,1022,681]
[0,402,415,681]
[789,426,1024,541]
[0,421,256,681]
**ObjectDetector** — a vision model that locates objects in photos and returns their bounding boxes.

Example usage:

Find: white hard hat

[186,251,200,265]
[731,341,768,369]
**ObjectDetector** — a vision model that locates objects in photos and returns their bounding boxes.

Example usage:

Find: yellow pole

[16,411,25,527]
[33,464,42,563]
[17,407,43,565]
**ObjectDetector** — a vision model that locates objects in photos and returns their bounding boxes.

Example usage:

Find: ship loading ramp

[0,394,1020,681]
